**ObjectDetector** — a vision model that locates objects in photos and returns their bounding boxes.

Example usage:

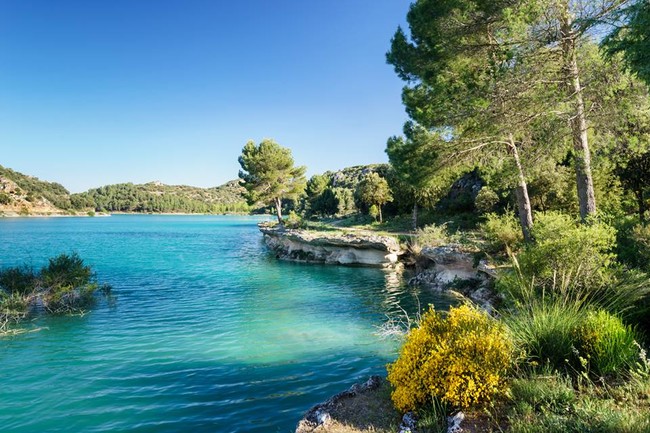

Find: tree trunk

[638,189,646,224]
[508,134,534,242]
[561,7,597,222]
[274,197,283,225]
[412,202,418,231]
[378,205,383,224]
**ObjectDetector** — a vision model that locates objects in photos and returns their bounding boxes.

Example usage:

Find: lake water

[0,215,451,433]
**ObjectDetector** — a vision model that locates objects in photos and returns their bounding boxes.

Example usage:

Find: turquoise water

[0,215,451,433]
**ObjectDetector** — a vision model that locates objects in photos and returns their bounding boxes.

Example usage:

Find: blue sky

[0,1,410,192]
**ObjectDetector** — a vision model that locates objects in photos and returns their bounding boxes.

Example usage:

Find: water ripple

[0,216,453,432]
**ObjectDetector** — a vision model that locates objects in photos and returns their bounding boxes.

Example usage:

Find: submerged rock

[260,226,402,267]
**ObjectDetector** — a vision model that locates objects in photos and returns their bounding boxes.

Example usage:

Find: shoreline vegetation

[0,253,112,336]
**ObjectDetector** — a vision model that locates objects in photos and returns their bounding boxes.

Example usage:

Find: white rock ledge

[259,226,402,267]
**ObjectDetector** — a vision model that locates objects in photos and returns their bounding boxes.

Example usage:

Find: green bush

[41,252,93,289]
[575,310,639,377]
[0,192,10,205]
[387,304,513,411]
[618,222,650,272]
[475,187,500,214]
[415,223,452,247]
[0,253,111,330]
[480,212,523,254]
[498,212,619,310]
[518,212,616,291]
[0,266,36,295]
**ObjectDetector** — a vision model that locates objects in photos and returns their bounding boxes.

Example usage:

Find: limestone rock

[260,226,402,267]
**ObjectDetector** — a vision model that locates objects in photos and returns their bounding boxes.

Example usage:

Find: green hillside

[0,164,74,211]
[71,180,249,214]
[0,164,248,215]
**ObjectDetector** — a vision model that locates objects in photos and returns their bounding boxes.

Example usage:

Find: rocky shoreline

[259,225,403,267]
[259,226,502,433]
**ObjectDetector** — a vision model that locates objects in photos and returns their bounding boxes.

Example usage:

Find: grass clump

[507,372,650,433]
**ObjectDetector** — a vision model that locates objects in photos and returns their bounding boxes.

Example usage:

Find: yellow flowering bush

[387,304,513,412]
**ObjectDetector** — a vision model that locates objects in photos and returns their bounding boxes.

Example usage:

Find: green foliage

[481,213,524,254]
[285,211,303,229]
[72,180,248,214]
[0,266,36,295]
[333,187,356,216]
[387,304,513,411]
[505,299,587,374]
[576,310,639,377]
[368,204,380,222]
[604,1,650,86]
[502,264,642,377]
[238,139,306,223]
[618,221,650,272]
[475,187,499,214]
[385,122,453,222]
[415,223,452,248]
[508,373,650,433]
[0,164,73,209]
[510,374,576,414]
[305,174,339,217]
[355,172,393,223]
[18,206,29,216]
[517,212,616,292]
[0,253,111,330]
[0,192,10,205]
[41,253,93,289]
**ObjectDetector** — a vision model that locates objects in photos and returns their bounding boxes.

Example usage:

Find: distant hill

[71,180,249,214]
[0,165,75,215]
[0,164,248,216]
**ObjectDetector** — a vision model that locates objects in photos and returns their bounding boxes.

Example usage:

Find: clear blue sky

[0,1,411,192]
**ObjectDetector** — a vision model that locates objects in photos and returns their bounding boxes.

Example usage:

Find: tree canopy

[238,139,306,224]
[355,172,393,223]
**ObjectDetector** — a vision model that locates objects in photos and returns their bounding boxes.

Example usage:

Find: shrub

[43,283,99,314]
[0,266,36,295]
[387,304,512,412]
[518,212,616,291]
[41,252,93,289]
[475,187,500,214]
[618,222,650,272]
[284,210,303,229]
[481,212,523,254]
[415,223,451,247]
[575,310,639,377]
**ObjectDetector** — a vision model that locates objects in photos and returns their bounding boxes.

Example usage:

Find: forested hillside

[71,180,249,214]
[0,165,74,215]
[0,164,248,215]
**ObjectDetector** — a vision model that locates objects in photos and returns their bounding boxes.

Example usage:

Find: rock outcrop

[260,226,402,267]
[409,244,499,313]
